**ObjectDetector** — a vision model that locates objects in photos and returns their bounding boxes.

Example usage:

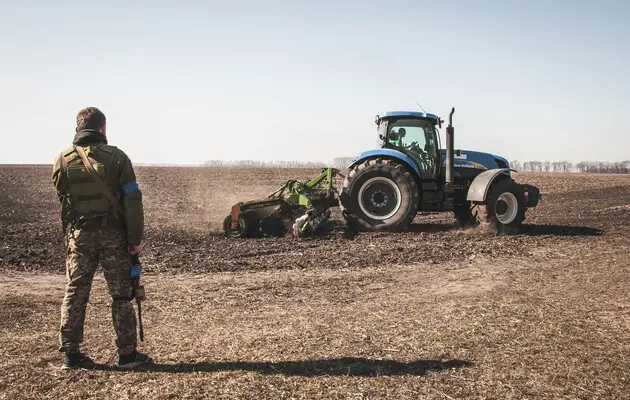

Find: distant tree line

[204,160,327,168]
[574,161,630,174]
[333,157,356,169]
[511,160,630,174]
[510,160,573,173]
[204,157,358,169]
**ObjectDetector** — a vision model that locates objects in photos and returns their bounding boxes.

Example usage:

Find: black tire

[471,179,526,234]
[340,158,419,231]
[223,211,258,238]
[454,204,474,227]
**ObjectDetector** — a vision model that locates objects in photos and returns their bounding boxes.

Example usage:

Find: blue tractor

[223,107,540,238]
[339,108,540,233]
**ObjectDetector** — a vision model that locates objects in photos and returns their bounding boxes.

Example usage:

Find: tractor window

[387,119,438,177]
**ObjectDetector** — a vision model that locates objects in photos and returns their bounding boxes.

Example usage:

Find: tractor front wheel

[471,179,526,234]
[340,159,419,231]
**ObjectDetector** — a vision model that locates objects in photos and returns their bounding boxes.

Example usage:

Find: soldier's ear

[101,122,107,136]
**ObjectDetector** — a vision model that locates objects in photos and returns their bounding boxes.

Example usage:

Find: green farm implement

[223,168,342,238]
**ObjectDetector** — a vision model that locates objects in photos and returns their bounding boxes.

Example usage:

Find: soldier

[52,107,151,370]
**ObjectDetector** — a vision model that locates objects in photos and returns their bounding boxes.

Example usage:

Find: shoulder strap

[75,145,125,218]
[60,152,69,170]
[58,152,71,236]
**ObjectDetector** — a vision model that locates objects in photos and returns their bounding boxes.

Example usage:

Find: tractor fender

[466,168,511,202]
[349,149,421,179]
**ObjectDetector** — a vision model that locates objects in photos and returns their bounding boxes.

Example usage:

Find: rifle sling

[75,145,125,218]
[58,154,70,233]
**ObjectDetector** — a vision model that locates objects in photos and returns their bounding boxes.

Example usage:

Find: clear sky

[1,0,628,165]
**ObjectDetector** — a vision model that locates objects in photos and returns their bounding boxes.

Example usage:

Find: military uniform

[52,129,144,360]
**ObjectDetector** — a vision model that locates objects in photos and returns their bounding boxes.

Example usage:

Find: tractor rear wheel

[471,179,526,234]
[340,159,419,231]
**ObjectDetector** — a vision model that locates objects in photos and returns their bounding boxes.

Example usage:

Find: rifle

[130,250,145,342]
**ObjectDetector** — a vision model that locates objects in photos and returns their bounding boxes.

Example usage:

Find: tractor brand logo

[443,161,489,170]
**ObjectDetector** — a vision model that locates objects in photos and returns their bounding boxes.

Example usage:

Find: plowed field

[1,166,629,399]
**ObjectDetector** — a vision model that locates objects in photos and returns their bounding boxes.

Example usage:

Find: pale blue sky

[1,0,628,165]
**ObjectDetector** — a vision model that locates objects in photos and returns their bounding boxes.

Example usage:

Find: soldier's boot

[118,351,151,370]
[61,351,94,370]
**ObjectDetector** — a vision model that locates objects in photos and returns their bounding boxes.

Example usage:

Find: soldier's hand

[128,244,142,255]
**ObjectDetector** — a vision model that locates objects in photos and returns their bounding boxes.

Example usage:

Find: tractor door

[386,118,439,180]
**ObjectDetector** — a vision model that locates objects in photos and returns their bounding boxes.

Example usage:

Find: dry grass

[1,249,629,399]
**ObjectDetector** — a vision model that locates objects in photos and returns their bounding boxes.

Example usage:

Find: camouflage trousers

[59,227,137,355]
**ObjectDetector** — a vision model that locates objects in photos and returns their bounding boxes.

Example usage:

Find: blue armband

[122,181,139,195]
[131,264,142,278]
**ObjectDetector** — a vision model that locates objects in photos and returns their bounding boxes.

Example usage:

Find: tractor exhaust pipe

[445,107,455,191]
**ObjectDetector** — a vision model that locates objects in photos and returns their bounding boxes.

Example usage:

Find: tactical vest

[60,144,123,228]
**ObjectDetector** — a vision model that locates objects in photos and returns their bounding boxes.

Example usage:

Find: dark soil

[1,166,629,399]
[1,167,627,274]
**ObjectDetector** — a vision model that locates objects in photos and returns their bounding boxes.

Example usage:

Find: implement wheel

[223,211,257,238]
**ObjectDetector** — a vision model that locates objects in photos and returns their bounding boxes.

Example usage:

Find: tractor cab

[376,111,442,180]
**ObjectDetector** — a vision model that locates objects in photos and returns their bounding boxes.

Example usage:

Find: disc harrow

[223,168,341,238]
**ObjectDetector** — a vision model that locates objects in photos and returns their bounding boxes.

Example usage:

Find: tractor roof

[380,111,439,120]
